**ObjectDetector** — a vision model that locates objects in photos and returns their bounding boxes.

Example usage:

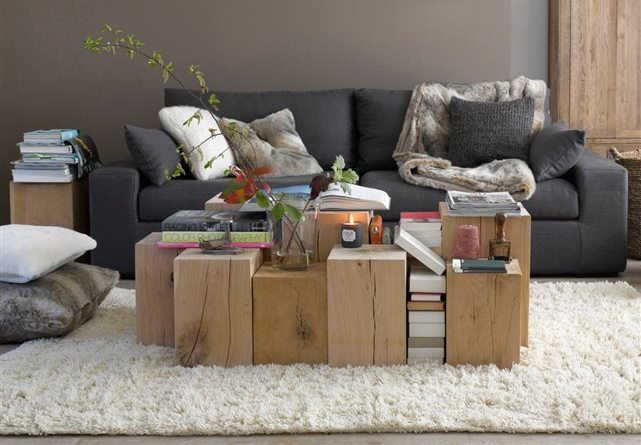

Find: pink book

[156,241,273,249]
[400,211,441,221]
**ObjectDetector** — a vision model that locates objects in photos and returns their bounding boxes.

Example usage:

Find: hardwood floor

[1,260,639,445]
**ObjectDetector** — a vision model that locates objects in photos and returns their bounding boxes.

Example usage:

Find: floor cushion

[0,263,119,343]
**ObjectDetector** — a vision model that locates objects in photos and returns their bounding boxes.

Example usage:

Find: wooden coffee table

[439,202,531,346]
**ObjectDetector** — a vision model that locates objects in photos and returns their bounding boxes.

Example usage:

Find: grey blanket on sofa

[393,76,547,200]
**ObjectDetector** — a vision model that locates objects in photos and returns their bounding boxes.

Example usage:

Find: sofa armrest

[568,150,628,274]
[89,159,141,275]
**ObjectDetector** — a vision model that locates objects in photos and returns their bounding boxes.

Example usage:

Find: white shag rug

[1,281,640,435]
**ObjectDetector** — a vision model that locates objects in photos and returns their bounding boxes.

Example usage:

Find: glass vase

[269,198,319,270]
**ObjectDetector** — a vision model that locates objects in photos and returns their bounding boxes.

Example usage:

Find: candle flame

[348,213,354,224]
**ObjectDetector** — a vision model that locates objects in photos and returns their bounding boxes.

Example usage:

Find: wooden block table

[327,245,407,367]
[10,179,88,232]
[173,248,263,367]
[440,201,531,346]
[446,260,522,369]
[253,262,327,365]
[135,232,183,347]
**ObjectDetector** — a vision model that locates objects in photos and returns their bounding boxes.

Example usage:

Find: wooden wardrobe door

[616,0,641,139]
[568,0,618,139]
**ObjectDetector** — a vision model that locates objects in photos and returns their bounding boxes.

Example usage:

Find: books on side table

[399,211,441,247]
[158,210,273,249]
[11,129,101,183]
[445,191,521,216]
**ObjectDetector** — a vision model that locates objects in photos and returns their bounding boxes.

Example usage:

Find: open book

[240,183,390,212]
[318,184,390,211]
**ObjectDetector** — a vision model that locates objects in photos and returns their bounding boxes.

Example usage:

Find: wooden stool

[440,202,531,346]
[253,262,327,365]
[135,232,183,347]
[173,248,262,367]
[446,260,522,369]
[327,245,407,367]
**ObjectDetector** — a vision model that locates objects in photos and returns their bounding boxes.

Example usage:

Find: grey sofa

[90,88,628,278]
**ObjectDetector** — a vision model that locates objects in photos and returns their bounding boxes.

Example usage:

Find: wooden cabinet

[549,0,641,156]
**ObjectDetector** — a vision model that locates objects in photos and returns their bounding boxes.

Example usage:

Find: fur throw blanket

[393,76,547,200]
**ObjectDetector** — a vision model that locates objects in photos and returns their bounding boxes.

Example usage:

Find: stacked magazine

[446,191,520,216]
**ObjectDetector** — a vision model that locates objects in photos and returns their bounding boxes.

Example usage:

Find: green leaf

[339,182,351,194]
[255,191,270,209]
[283,203,303,221]
[332,155,346,172]
[208,93,220,110]
[271,202,286,222]
[203,157,214,169]
[340,168,359,184]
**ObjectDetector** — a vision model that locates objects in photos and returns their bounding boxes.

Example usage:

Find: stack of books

[446,191,520,216]
[158,210,273,249]
[393,221,447,365]
[399,211,441,248]
[12,129,79,183]
[407,265,446,364]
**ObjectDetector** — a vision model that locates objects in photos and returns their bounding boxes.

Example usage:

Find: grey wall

[0,0,547,224]
[510,0,548,80]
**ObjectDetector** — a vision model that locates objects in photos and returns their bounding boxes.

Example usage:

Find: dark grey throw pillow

[447,97,535,167]
[529,122,585,181]
[125,125,180,186]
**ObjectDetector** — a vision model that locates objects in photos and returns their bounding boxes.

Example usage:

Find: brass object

[489,212,512,261]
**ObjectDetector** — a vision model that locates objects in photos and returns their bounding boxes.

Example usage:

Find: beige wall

[0,0,546,223]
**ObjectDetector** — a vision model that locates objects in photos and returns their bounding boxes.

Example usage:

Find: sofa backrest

[165,88,357,170]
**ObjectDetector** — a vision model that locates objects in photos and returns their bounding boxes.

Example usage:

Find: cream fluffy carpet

[1,281,640,435]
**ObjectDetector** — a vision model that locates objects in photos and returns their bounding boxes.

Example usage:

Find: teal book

[452,259,507,273]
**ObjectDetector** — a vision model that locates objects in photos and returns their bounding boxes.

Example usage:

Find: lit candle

[341,214,363,248]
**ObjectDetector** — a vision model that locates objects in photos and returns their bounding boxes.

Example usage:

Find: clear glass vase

[269,198,319,270]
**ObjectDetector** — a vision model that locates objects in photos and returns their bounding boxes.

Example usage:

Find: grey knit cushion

[447,97,535,168]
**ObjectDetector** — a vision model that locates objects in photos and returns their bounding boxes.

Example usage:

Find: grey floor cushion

[0,263,119,343]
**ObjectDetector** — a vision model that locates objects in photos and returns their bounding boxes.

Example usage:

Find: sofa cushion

[355,89,411,173]
[447,97,535,167]
[529,122,585,181]
[522,178,579,220]
[138,175,320,221]
[165,89,357,170]
[360,171,579,221]
[124,125,179,186]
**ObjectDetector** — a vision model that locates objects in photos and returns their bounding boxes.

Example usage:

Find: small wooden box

[327,245,407,367]
[253,262,327,365]
[10,179,88,232]
[446,260,522,369]
[440,202,531,346]
[135,232,183,347]
[173,248,263,367]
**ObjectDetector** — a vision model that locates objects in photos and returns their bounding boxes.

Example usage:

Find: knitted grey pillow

[447,97,535,168]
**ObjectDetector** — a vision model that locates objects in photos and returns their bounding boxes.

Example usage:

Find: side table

[439,201,531,346]
[446,260,522,369]
[173,248,263,367]
[327,245,407,367]
[9,179,88,232]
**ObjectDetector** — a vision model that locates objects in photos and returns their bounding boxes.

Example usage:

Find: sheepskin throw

[393,76,547,200]
[221,109,323,177]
